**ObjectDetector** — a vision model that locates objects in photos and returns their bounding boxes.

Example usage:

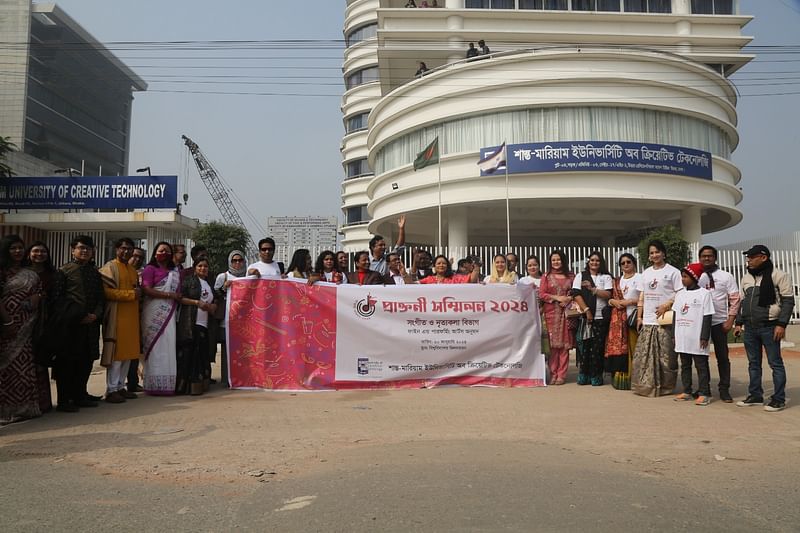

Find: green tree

[637,225,690,270]
[192,221,250,274]
[0,136,17,178]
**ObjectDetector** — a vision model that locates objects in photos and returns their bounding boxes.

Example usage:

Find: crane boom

[182,134,258,260]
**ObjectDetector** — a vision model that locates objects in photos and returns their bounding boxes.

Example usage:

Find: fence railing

[271,244,800,323]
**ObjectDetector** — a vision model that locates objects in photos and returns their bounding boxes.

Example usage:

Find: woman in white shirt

[632,240,683,397]
[286,249,312,279]
[518,255,549,360]
[605,253,643,389]
[176,258,217,395]
[570,251,613,386]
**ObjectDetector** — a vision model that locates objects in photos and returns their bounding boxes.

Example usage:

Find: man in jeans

[734,245,795,412]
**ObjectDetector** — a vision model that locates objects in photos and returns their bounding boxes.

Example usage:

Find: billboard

[0,175,178,209]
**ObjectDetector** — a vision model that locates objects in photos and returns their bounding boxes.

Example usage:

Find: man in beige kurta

[100,238,142,403]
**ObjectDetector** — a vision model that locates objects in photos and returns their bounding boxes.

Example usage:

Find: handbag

[657,310,674,326]
[565,301,584,319]
[626,310,638,329]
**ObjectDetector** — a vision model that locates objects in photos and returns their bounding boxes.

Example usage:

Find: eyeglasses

[620,260,633,265]
[260,247,274,252]
[231,258,244,263]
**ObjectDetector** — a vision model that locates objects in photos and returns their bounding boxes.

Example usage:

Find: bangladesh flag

[413,137,439,171]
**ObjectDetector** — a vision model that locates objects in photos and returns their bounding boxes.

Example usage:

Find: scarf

[748,260,776,307]
[227,249,246,277]
[703,264,718,289]
[579,270,598,316]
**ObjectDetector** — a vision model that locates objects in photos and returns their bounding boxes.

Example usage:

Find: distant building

[266,216,339,260]
[0,1,195,264]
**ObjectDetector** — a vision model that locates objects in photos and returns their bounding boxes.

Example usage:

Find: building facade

[340,0,752,250]
[267,216,339,261]
[0,1,196,263]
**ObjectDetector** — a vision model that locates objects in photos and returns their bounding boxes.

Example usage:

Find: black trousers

[679,353,711,396]
[126,358,140,389]
[56,322,100,405]
[710,323,731,393]
[54,356,82,406]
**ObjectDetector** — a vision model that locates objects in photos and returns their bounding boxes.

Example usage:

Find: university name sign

[0,176,178,209]
[480,141,713,180]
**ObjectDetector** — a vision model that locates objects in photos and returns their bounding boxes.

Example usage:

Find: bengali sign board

[0,176,178,209]
[479,141,712,180]
[226,279,545,391]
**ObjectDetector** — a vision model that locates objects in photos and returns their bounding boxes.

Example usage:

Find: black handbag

[626,310,638,329]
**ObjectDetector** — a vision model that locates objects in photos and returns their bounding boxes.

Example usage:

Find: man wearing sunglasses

[247,237,283,278]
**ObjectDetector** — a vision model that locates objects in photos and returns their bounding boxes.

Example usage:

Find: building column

[447,205,468,256]
[446,0,465,8]
[681,206,702,245]
[672,0,691,15]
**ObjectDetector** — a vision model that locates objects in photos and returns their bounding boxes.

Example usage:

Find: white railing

[272,243,800,323]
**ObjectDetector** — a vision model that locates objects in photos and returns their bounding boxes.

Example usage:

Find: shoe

[86,394,102,402]
[591,376,603,386]
[695,395,711,406]
[764,399,786,412]
[104,391,125,404]
[56,403,79,413]
[119,389,138,400]
[553,378,565,386]
[674,393,693,401]
[127,384,144,393]
[737,395,763,407]
[76,399,98,408]
[719,390,733,403]
[577,374,589,386]
[209,378,218,385]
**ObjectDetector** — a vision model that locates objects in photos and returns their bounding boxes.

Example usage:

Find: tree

[192,221,250,274]
[637,225,690,270]
[0,136,17,178]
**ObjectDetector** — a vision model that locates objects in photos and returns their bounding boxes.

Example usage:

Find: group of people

[415,39,491,79]
[0,223,793,426]
[0,235,239,426]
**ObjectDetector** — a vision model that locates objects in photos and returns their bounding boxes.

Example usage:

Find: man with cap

[734,245,795,412]
[697,245,741,402]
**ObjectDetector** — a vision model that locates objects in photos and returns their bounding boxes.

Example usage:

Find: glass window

[573,0,595,10]
[623,0,646,12]
[345,66,379,90]
[648,0,671,13]
[491,0,515,8]
[597,0,620,10]
[465,0,489,7]
[691,0,733,14]
[345,23,377,47]
[345,112,370,133]
[346,205,369,225]
[345,158,372,179]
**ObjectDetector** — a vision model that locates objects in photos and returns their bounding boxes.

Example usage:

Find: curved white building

[340,0,752,250]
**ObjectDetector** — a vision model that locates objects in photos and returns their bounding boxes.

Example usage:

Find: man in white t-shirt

[247,237,282,278]
[697,245,740,403]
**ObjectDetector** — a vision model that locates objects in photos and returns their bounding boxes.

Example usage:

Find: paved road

[1,355,799,532]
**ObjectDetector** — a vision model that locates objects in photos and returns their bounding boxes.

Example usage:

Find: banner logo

[357,357,369,375]
[649,279,659,289]
[353,293,377,319]
[681,303,690,315]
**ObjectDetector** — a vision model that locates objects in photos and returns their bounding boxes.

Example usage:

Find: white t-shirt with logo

[697,269,739,326]
[642,264,682,325]
[619,273,644,318]
[672,288,714,356]
[572,272,613,320]
[195,278,214,328]
[247,260,282,278]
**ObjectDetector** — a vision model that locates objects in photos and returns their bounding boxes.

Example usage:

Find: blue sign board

[0,176,178,209]
[479,141,712,180]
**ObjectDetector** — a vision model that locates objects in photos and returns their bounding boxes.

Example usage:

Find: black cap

[743,244,770,258]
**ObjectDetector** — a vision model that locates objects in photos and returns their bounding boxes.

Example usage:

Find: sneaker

[674,393,693,401]
[764,400,786,412]
[695,395,711,406]
[719,390,733,403]
[736,395,763,407]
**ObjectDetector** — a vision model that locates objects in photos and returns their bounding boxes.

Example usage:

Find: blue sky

[50,0,800,245]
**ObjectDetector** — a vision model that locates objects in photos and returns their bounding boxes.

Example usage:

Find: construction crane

[182,134,258,260]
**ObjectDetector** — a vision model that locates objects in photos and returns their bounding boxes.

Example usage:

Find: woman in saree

[177,258,217,395]
[605,253,643,390]
[0,235,42,424]
[483,254,518,284]
[23,240,56,412]
[140,242,181,395]
[538,250,575,385]
[418,255,480,284]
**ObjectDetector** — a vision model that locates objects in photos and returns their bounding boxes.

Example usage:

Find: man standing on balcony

[734,245,795,412]
[697,245,740,403]
[368,215,406,276]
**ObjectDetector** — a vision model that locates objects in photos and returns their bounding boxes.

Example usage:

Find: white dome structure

[340,0,752,250]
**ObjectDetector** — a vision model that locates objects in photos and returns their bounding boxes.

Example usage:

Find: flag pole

[504,142,510,249]
[437,157,442,253]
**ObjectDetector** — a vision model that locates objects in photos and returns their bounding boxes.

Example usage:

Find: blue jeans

[743,325,786,403]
